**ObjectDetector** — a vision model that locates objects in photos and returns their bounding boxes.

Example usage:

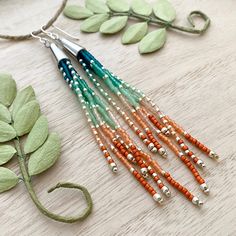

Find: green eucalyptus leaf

[0,104,11,123]
[81,14,110,33]
[138,28,167,54]
[24,115,49,154]
[0,167,18,193]
[0,145,16,165]
[10,86,36,120]
[85,0,110,13]
[122,22,148,44]
[14,100,40,136]
[153,0,176,22]
[100,16,128,34]
[0,73,17,107]
[28,133,61,176]
[131,0,152,16]
[0,121,16,142]
[63,5,93,20]
[107,0,130,12]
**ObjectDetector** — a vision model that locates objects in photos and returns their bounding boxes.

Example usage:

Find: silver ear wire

[32,29,68,63]
[52,25,80,41]
[39,25,83,57]
[40,26,59,40]
[49,25,84,57]
[31,32,51,48]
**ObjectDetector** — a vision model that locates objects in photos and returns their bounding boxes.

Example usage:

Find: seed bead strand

[163,172,203,206]
[138,150,171,197]
[159,131,209,193]
[117,127,150,178]
[95,124,164,203]
[79,59,157,153]
[132,109,167,158]
[105,126,162,186]
[111,147,163,204]
[139,104,206,169]
[139,151,203,206]
[107,132,165,202]
[106,77,209,195]
[118,94,167,157]
[141,107,170,136]
[166,116,219,160]
[86,60,217,162]
[142,96,219,162]
[75,88,118,173]
[82,58,165,156]
[76,52,207,204]
[135,105,209,193]
[115,128,171,197]
[145,111,206,169]
[100,124,137,163]
[159,114,206,169]
[91,126,118,173]
[58,60,119,173]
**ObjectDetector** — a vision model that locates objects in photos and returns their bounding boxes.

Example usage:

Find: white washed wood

[0,0,236,235]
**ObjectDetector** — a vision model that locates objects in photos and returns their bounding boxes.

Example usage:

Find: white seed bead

[127,154,133,161]
[178,152,184,157]
[141,168,148,174]
[161,186,171,197]
[197,160,206,168]
[148,143,154,150]
[200,183,210,194]
[153,193,163,204]
[192,196,203,206]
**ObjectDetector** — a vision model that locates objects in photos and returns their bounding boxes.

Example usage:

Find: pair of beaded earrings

[34,26,219,207]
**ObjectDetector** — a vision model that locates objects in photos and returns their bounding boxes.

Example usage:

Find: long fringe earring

[36,28,219,207]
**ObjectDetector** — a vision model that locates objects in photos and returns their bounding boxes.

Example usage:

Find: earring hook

[40,26,59,40]
[31,31,51,48]
[52,25,80,41]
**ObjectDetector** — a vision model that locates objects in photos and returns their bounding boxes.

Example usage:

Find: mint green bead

[83,91,95,105]
[120,88,139,108]
[88,108,99,126]
[104,79,120,94]
[97,106,116,129]
[127,88,142,102]
[94,95,108,111]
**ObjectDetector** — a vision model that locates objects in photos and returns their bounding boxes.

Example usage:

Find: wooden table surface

[0,0,235,235]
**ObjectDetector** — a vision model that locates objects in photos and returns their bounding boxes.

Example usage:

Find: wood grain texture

[0,0,236,235]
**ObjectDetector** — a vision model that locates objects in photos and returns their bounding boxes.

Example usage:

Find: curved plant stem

[111,10,210,34]
[14,137,93,223]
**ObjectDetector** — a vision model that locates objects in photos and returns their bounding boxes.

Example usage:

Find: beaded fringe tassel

[58,50,219,207]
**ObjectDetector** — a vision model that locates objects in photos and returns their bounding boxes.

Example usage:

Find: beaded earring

[34,28,219,207]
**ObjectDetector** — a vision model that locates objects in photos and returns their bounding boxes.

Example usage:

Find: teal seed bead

[104,70,121,87]
[109,76,121,88]
[80,79,90,90]
[91,62,106,78]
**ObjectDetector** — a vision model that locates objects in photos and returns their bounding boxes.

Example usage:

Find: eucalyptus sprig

[63,0,210,54]
[0,73,92,223]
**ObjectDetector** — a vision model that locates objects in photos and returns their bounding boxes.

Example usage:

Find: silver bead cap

[59,38,84,57]
[50,43,68,62]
